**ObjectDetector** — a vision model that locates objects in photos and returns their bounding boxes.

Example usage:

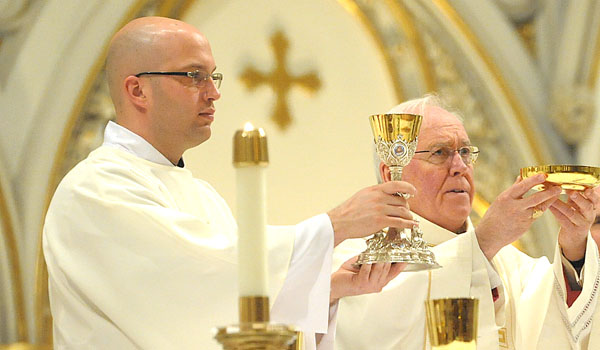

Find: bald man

[43,17,413,350]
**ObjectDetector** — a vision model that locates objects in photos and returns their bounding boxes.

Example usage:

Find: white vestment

[43,122,336,350]
[334,215,600,350]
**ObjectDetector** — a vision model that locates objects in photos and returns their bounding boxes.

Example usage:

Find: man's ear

[123,75,148,110]
[379,162,391,182]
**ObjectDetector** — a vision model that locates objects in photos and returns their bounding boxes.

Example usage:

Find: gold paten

[356,114,440,271]
[520,165,600,191]
[215,296,298,350]
[233,123,269,167]
[425,298,479,350]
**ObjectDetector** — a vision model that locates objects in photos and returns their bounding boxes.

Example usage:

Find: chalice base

[355,227,441,271]
[355,249,441,271]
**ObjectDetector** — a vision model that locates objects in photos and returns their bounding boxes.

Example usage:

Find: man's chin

[193,128,211,145]
[441,208,470,232]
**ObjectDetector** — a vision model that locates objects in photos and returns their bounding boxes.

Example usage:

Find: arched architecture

[2,0,600,347]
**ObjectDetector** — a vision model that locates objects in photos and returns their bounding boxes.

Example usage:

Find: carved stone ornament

[550,85,595,145]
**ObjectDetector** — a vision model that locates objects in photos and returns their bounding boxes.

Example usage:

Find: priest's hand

[549,187,600,261]
[329,256,405,305]
[475,174,561,260]
[327,181,417,247]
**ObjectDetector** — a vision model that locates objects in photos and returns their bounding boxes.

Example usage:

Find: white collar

[102,121,181,167]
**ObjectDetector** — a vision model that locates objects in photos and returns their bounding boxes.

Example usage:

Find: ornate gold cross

[240,30,321,130]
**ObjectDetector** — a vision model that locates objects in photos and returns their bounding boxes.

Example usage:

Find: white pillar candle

[233,122,269,297]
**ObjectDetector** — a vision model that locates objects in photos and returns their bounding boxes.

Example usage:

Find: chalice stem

[390,166,403,181]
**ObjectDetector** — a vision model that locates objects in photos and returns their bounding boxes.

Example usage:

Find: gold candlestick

[215,124,299,350]
[214,296,298,350]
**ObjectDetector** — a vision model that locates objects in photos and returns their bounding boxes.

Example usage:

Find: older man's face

[402,106,475,233]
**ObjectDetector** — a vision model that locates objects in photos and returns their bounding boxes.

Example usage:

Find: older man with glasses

[334,94,600,349]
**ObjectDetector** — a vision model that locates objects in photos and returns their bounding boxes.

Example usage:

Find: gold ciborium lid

[520,165,600,191]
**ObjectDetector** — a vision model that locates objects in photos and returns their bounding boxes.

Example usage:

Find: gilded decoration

[0,0,37,35]
[56,74,115,180]
[240,31,322,130]
[419,30,515,223]
[516,20,536,57]
[550,85,595,145]
[0,178,27,342]
[340,0,514,221]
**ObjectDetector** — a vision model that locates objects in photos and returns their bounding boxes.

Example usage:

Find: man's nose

[205,80,221,101]
[449,151,468,175]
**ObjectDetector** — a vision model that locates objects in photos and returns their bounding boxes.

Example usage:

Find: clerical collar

[102,121,185,167]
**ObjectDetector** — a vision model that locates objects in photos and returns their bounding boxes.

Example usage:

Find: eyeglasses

[134,70,223,88]
[414,145,479,165]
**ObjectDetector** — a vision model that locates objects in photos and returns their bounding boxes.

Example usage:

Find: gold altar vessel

[356,113,440,271]
[425,298,479,350]
[520,165,600,191]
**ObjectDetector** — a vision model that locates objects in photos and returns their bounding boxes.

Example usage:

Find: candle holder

[214,296,298,350]
[218,123,299,350]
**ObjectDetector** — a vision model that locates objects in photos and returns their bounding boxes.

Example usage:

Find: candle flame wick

[243,122,255,132]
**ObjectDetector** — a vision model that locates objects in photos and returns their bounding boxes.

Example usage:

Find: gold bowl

[520,165,600,191]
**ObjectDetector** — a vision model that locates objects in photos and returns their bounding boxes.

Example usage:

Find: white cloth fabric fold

[333,214,600,350]
[44,122,336,349]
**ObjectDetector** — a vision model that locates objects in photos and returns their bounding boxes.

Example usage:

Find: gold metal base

[215,296,299,350]
[240,296,270,323]
[215,323,298,350]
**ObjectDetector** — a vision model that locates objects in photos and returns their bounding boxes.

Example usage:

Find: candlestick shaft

[239,296,270,323]
[236,167,268,297]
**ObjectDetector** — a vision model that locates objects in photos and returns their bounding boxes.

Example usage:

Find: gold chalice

[356,113,440,271]
[425,298,479,350]
[520,165,600,192]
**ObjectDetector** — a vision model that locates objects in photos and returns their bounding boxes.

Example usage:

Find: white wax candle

[236,166,268,296]
[234,123,269,297]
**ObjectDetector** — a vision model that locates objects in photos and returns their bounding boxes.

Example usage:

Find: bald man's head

[103,16,220,163]
[105,17,208,117]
